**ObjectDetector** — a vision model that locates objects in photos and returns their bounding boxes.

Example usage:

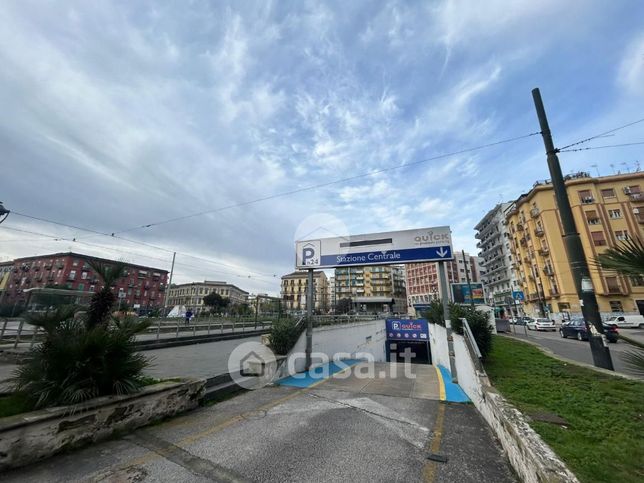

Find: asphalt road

[504,325,644,378]
[2,363,516,482]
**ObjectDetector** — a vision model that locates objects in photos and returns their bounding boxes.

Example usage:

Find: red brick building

[2,252,169,309]
[406,251,484,311]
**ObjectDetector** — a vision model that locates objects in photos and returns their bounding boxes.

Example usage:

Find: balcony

[587,218,601,225]
[534,226,544,237]
[549,288,560,297]
[543,266,555,276]
[538,247,550,256]
[519,237,527,246]
[516,223,525,231]
[581,196,595,204]
[530,207,540,218]
[629,192,643,202]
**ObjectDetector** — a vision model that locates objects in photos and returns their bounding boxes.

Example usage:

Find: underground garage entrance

[385,318,431,364]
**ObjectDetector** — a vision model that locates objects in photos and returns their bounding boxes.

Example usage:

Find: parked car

[512,317,531,326]
[559,319,619,342]
[527,318,556,331]
[604,314,644,329]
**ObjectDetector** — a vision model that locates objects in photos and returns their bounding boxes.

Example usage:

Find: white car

[527,318,556,331]
[605,314,644,329]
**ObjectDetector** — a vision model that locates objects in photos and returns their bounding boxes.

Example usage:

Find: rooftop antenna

[590,164,600,177]
[610,163,616,174]
[636,160,641,172]
[621,162,630,173]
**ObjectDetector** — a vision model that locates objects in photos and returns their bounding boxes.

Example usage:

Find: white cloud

[618,32,644,98]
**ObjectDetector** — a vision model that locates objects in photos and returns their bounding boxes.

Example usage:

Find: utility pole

[462,250,475,309]
[532,88,614,370]
[163,252,176,317]
[305,269,314,370]
[438,260,458,382]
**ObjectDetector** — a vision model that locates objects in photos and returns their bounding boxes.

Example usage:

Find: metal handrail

[462,318,484,371]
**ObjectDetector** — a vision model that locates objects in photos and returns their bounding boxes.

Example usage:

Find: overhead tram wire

[557,117,644,152]
[0,225,279,282]
[8,131,543,275]
[73,131,543,237]
[5,214,278,279]
[558,141,644,153]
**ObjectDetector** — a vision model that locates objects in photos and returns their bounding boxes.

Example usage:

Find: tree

[203,292,230,313]
[596,237,644,374]
[13,258,151,409]
[86,259,128,329]
[336,297,352,314]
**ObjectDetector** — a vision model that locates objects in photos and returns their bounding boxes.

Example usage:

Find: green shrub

[268,318,303,355]
[13,317,150,408]
[421,302,494,359]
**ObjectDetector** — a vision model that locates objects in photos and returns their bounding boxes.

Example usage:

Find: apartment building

[506,171,644,318]
[327,276,336,311]
[475,203,520,314]
[406,251,481,312]
[167,281,249,314]
[334,265,406,313]
[2,252,168,309]
[281,271,328,313]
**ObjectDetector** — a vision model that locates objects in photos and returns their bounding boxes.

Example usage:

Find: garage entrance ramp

[277,361,469,403]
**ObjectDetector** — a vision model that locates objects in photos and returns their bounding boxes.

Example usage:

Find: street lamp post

[0,202,10,224]
[532,88,614,370]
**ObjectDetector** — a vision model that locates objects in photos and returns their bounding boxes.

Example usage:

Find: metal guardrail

[462,318,484,371]
[0,317,274,348]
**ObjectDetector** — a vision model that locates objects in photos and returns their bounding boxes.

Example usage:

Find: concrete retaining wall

[0,378,205,471]
[428,323,450,369]
[284,320,387,375]
[451,333,579,483]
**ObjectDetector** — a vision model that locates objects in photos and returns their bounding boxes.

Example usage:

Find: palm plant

[12,259,151,410]
[595,237,644,374]
[86,259,127,329]
[596,237,644,276]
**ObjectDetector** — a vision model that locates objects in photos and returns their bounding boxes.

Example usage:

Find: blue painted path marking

[276,359,364,388]
[437,365,470,403]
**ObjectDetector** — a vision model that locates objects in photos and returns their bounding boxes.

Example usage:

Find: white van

[605,314,644,329]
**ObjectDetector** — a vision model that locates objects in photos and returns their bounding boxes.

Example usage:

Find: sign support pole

[438,261,458,382]
[305,269,313,371]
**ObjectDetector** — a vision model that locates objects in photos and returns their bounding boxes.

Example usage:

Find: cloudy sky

[1,0,643,295]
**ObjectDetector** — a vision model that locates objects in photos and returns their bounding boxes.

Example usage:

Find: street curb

[500,334,641,381]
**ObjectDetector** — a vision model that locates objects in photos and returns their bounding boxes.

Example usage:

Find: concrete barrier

[0,378,205,471]
[451,333,579,483]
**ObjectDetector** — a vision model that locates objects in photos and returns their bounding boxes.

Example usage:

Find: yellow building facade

[506,172,644,318]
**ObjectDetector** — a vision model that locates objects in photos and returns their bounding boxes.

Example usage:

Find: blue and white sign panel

[386,318,429,341]
[295,226,453,269]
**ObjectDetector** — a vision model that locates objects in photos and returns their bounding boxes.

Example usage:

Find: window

[585,210,600,224]
[631,276,644,286]
[69,270,76,280]
[81,271,88,280]
[615,230,629,241]
[78,283,84,291]
[72,260,79,266]
[578,190,594,203]
[601,188,615,199]
[89,285,95,292]
[627,185,641,193]
[609,301,623,313]
[608,209,622,219]
[591,231,606,246]
[605,276,620,292]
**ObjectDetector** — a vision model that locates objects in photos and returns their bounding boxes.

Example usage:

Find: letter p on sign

[297,240,321,267]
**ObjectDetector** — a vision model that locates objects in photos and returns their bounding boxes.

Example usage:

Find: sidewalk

[1,362,516,482]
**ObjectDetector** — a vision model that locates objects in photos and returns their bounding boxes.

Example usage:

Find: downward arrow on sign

[436,247,448,257]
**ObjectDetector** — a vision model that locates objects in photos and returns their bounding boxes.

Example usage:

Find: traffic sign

[512,290,525,301]
[295,226,453,269]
